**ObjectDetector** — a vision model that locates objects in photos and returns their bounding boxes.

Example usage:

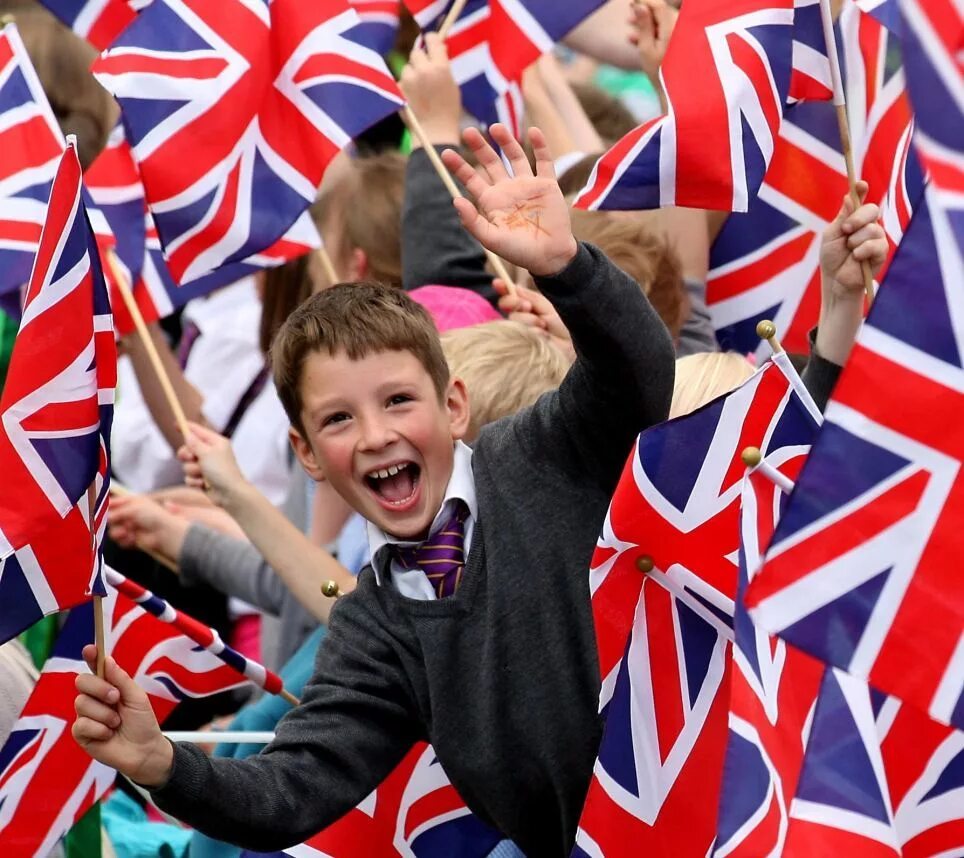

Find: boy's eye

[323,412,350,427]
[388,394,413,407]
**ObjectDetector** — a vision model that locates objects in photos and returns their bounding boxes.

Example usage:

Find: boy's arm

[74,592,420,851]
[442,125,675,488]
[399,35,497,303]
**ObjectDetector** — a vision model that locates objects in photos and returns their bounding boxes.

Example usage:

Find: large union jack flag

[37,0,143,50]
[707,2,925,357]
[92,0,404,285]
[263,742,502,858]
[0,140,115,644]
[0,22,66,297]
[574,0,832,214]
[746,171,964,729]
[0,570,265,855]
[348,0,401,53]
[714,452,827,857]
[574,353,818,857]
[85,121,319,337]
[404,0,605,132]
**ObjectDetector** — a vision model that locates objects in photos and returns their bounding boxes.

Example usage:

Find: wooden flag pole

[400,106,518,294]
[88,482,107,679]
[437,0,469,39]
[819,0,876,306]
[316,245,339,286]
[105,250,191,440]
[741,446,796,495]
[280,689,301,707]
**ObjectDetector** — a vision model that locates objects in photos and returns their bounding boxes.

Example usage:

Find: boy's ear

[289,427,327,482]
[446,377,471,441]
[347,248,368,281]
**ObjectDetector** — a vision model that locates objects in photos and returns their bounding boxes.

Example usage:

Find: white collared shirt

[367,441,477,601]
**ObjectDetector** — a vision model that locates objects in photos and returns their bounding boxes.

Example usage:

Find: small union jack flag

[348,0,402,53]
[85,122,320,337]
[265,742,502,858]
[714,452,826,857]
[0,140,115,643]
[575,354,819,857]
[92,0,404,285]
[0,23,66,297]
[37,0,142,50]
[707,2,925,357]
[574,0,831,214]
[404,0,604,133]
[746,176,964,729]
[0,569,266,855]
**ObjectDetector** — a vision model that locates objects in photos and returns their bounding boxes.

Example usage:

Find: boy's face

[290,348,470,541]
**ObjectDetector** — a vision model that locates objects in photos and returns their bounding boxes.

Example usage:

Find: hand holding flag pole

[819,0,876,306]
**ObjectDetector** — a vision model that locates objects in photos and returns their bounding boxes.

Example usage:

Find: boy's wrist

[136,736,175,789]
[530,237,580,279]
[218,478,260,520]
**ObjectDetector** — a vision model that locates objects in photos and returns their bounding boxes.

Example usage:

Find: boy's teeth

[388,464,400,476]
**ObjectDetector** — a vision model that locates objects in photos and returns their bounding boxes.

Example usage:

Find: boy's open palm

[73,645,173,787]
[441,125,578,278]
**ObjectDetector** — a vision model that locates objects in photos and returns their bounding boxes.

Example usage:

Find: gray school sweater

[151,242,677,857]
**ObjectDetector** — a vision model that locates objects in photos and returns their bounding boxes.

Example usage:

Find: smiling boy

[72,125,677,857]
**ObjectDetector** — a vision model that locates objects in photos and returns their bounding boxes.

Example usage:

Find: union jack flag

[348,0,401,53]
[0,570,265,855]
[574,354,819,857]
[0,22,66,297]
[404,0,604,132]
[746,178,964,729]
[37,0,143,50]
[105,567,286,695]
[707,2,925,357]
[264,742,501,857]
[92,0,404,285]
[0,141,115,641]
[85,122,319,337]
[574,0,831,214]
[781,673,964,856]
[714,454,827,857]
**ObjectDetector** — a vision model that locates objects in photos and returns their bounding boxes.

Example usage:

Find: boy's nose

[357,417,397,451]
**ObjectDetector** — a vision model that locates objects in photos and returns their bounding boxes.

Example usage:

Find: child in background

[73,124,677,858]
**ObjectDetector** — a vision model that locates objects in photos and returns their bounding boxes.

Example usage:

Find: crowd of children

[0,0,891,855]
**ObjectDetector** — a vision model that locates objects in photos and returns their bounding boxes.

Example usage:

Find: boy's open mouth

[364,461,421,506]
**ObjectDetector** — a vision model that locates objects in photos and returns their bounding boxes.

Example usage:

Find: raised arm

[441,125,675,487]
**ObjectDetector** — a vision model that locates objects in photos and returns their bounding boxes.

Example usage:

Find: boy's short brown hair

[271,282,450,438]
[441,321,569,440]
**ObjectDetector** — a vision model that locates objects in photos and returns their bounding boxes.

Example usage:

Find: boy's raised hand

[820,180,887,299]
[177,421,248,510]
[441,124,578,278]
[73,645,173,787]
[108,493,190,563]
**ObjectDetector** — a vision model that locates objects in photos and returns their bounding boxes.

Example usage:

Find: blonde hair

[441,321,569,440]
[670,352,756,419]
[311,152,406,288]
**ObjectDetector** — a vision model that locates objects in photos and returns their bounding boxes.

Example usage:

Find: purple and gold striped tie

[395,501,468,599]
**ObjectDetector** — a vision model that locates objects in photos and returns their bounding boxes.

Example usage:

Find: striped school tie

[395,501,468,599]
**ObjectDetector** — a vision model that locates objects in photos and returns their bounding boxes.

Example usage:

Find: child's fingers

[452,198,497,248]
[853,236,888,263]
[846,222,884,250]
[855,179,869,204]
[75,693,121,728]
[462,126,510,185]
[528,127,557,181]
[73,716,114,743]
[491,124,533,179]
[424,31,448,62]
[842,203,881,235]
[77,668,120,706]
[508,310,548,330]
[440,149,490,200]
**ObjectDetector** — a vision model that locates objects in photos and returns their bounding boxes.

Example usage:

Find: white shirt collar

[366,440,476,579]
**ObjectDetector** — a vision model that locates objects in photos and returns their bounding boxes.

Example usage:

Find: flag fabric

[0,22,66,296]
[745,176,964,730]
[0,140,115,645]
[574,353,820,857]
[85,122,320,337]
[782,673,964,856]
[37,0,141,50]
[92,0,404,285]
[404,0,605,132]
[574,0,831,214]
[714,455,826,857]
[0,571,263,855]
[266,742,502,857]
[348,0,402,53]
[105,567,286,696]
[706,2,924,357]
